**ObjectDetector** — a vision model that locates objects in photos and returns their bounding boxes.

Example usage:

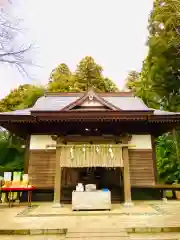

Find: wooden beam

[24,134,30,174]
[47,143,136,148]
[151,135,158,183]
[122,135,133,206]
[53,138,62,207]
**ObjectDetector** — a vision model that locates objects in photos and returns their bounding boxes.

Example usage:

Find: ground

[1,201,180,239]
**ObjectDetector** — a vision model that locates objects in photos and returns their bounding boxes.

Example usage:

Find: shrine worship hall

[0,89,180,210]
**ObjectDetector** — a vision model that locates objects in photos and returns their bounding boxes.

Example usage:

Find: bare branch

[0,2,36,77]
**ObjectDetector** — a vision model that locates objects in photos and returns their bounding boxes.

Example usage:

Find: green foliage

[125,70,140,92]
[0,132,24,172]
[0,56,119,172]
[156,132,180,183]
[125,0,180,111]
[146,0,180,111]
[146,0,180,182]
[74,56,118,92]
[48,63,74,92]
[125,0,180,183]
[48,56,119,92]
[0,84,45,112]
[0,84,44,173]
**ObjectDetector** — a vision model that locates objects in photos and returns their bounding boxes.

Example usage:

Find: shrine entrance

[79,167,124,202]
[48,134,133,207]
[79,167,123,189]
[61,167,124,202]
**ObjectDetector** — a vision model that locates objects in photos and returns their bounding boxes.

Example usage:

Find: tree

[74,56,118,92]
[0,84,44,112]
[0,131,25,172]
[0,57,119,172]
[146,0,180,112]
[156,132,180,183]
[48,63,74,92]
[125,64,161,109]
[146,0,180,182]
[48,56,119,93]
[0,83,45,172]
[132,0,180,183]
[0,1,34,75]
[124,70,140,92]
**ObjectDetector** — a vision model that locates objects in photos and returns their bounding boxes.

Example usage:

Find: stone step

[67,228,127,232]
[66,232,128,238]
[66,228,128,238]
[66,227,128,240]
[129,232,180,240]
[66,238,129,240]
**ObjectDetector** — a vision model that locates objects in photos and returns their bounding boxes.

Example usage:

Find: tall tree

[74,56,118,92]
[132,0,180,183]
[0,57,119,171]
[48,63,74,92]
[146,0,180,112]
[124,70,140,92]
[125,65,161,109]
[48,56,119,92]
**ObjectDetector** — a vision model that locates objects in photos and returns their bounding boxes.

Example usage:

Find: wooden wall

[129,149,155,186]
[28,150,56,188]
[28,149,155,188]
[28,150,80,188]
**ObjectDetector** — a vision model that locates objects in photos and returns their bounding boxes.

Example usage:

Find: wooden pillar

[53,142,62,207]
[24,134,30,174]
[151,135,158,183]
[122,135,133,206]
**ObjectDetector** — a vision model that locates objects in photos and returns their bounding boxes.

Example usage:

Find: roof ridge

[44,91,134,97]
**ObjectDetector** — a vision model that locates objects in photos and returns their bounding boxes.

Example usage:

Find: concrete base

[123,201,134,207]
[52,202,62,208]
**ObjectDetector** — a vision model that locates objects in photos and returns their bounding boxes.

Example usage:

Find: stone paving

[17,202,158,217]
[0,201,180,231]
[129,232,180,239]
[0,237,65,240]
[1,234,180,240]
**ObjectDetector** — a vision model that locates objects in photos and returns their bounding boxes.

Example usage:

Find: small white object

[96,145,100,153]
[85,184,96,192]
[76,183,84,192]
[82,145,86,152]
[4,172,11,181]
[89,94,94,101]
[70,147,74,159]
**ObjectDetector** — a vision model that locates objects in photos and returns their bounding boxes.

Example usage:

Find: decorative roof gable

[61,89,120,111]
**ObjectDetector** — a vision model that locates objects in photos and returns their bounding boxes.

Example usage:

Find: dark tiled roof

[33,96,79,111]
[0,92,179,116]
[31,95,149,111]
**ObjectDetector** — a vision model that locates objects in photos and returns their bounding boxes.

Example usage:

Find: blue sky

[0,0,153,98]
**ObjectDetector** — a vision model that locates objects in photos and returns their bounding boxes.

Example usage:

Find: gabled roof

[31,91,150,112]
[61,89,120,111]
[0,90,180,121]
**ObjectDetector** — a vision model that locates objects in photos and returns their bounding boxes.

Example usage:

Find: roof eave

[0,114,35,122]
[148,114,180,122]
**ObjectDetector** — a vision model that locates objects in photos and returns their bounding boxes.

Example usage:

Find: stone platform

[0,201,180,239]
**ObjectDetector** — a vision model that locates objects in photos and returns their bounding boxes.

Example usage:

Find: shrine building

[0,89,180,205]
